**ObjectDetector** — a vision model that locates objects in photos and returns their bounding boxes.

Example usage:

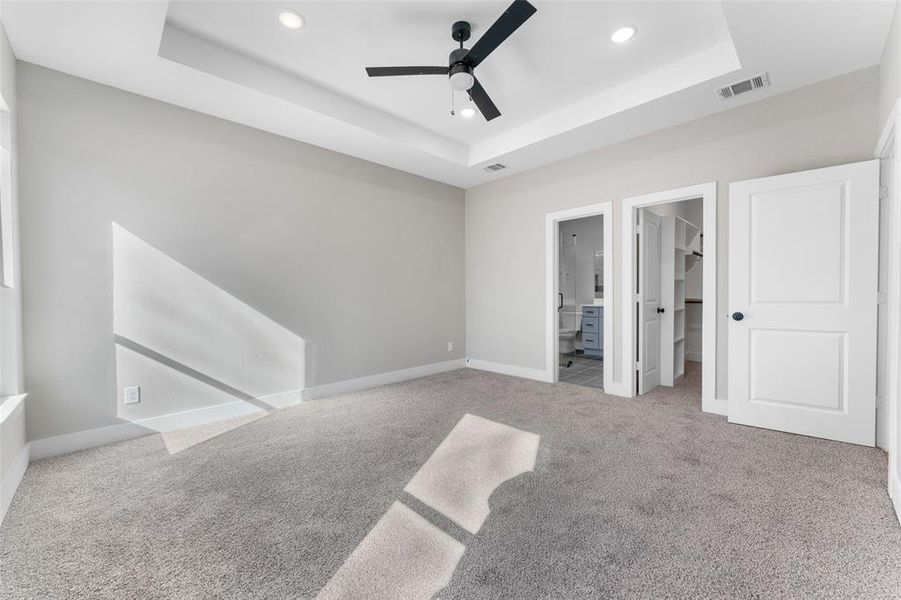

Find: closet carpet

[2,363,900,599]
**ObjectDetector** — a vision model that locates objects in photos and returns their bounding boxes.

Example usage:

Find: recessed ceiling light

[611,26,636,44]
[278,10,305,30]
[460,107,476,118]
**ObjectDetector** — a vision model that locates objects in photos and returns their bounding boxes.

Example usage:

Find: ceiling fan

[364,0,537,122]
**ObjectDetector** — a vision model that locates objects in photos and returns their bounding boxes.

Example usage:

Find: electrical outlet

[124,385,141,405]
[447,342,454,352]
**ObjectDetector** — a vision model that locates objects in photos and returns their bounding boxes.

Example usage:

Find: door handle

[731,311,745,321]
[558,292,563,310]
[657,307,665,314]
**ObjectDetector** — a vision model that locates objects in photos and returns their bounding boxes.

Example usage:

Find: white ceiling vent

[717,73,771,100]
[483,163,507,173]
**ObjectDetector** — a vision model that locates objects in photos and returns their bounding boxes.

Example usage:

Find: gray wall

[18,63,465,441]
[880,1,900,129]
[465,67,880,399]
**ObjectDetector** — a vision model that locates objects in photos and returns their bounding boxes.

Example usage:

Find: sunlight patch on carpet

[315,502,465,600]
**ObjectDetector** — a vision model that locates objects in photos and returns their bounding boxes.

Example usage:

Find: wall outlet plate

[447,342,454,352]
[124,385,141,405]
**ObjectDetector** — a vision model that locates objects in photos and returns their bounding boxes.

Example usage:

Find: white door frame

[545,202,614,386]
[620,182,723,414]
[876,99,901,522]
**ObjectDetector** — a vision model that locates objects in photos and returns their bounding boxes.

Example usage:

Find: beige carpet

[2,363,900,599]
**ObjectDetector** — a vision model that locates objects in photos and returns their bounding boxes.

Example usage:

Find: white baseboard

[257,388,304,409]
[303,359,465,400]
[134,400,273,433]
[30,421,151,461]
[0,443,29,525]
[465,358,553,383]
[686,352,703,362]
[30,359,466,460]
[892,472,901,525]
[703,397,729,416]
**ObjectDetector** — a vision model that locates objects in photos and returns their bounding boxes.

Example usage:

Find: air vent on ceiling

[717,73,771,100]
[484,163,507,173]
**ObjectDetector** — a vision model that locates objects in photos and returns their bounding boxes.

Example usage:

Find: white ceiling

[1,1,895,188]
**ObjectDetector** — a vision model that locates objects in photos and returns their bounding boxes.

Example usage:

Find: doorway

[557,215,605,389]
[621,183,719,413]
[545,202,613,387]
[635,199,704,398]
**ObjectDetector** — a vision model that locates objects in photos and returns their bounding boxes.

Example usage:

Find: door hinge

[879,185,888,200]
[636,224,642,234]
[876,395,885,408]
[634,360,641,371]
[634,292,641,303]
[877,291,887,305]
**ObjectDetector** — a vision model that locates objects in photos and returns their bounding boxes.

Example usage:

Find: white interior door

[638,209,662,394]
[728,161,879,446]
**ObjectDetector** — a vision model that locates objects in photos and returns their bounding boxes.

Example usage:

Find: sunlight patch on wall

[112,223,306,452]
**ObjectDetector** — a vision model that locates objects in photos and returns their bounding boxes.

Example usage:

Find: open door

[637,209,662,394]
[728,161,879,446]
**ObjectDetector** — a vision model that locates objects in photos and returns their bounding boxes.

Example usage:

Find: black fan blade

[470,78,501,121]
[464,0,536,68]
[366,66,449,77]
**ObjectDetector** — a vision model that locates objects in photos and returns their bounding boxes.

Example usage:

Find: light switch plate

[124,385,141,405]
[447,342,454,352]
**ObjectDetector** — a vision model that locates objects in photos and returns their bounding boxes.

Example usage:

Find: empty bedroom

[1,1,900,598]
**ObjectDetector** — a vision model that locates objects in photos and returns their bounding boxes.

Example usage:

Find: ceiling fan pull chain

[450,88,455,116]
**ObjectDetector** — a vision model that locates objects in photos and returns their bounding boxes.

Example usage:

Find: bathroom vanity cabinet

[581,305,603,358]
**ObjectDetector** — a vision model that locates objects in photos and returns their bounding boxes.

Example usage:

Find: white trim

[705,398,728,416]
[876,99,901,522]
[620,182,719,413]
[686,352,703,362]
[0,442,28,524]
[256,388,305,409]
[135,400,270,433]
[302,359,465,400]
[892,471,900,526]
[30,360,466,460]
[544,202,616,393]
[0,392,27,423]
[30,421,151,461]
[466,358,551,382]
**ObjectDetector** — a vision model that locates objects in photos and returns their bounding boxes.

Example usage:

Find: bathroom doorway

[545,202,613,389]
[558,216,605,388]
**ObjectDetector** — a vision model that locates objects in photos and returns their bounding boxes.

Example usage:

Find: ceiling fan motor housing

[448,49,474,91]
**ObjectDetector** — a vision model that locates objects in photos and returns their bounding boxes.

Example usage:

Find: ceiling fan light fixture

[449,70,475,92]
[461,107,476,118]
[278,10,305,30]
[611,26,636,44]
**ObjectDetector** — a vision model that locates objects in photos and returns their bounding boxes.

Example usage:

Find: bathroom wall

[559,215,604,309]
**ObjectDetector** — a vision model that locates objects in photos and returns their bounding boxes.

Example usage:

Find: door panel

[750,184,846,304]
[638,209,662,394]
[729,161,878,446]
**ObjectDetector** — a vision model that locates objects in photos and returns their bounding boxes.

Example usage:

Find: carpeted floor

[2,364,900,599]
